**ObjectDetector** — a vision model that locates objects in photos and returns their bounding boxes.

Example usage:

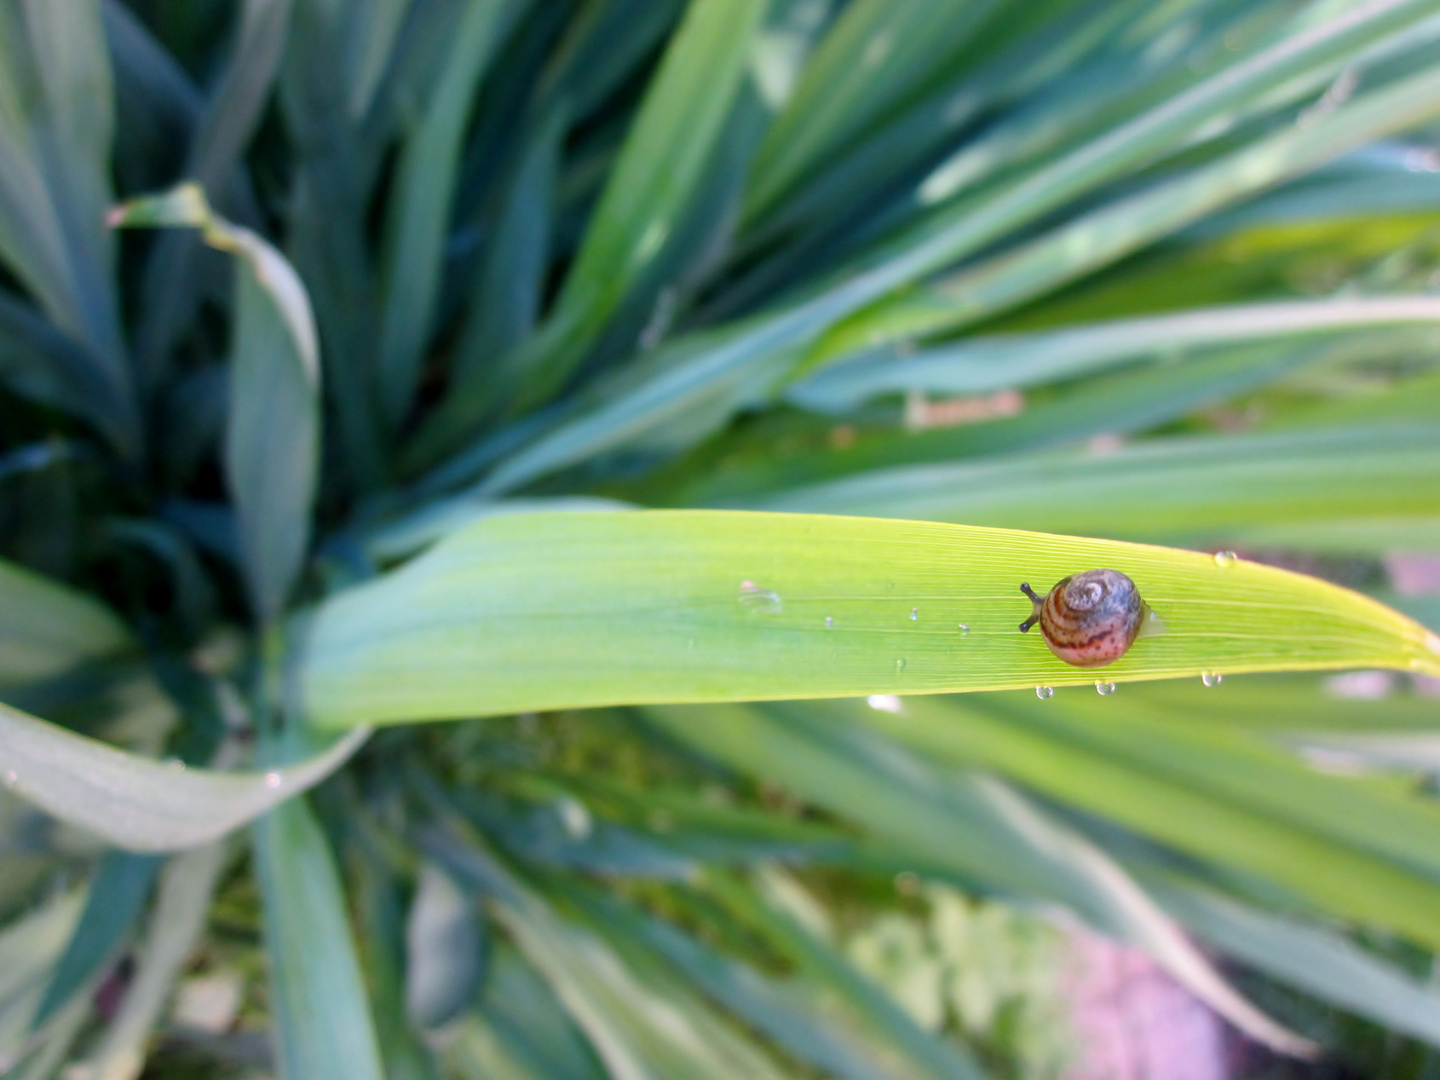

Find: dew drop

[1213,550,1239,567]
[264,772,282,789]
[957,623,970,635]
[909,607,919,621]
[1035,686,1054,700]
[894,658,907,673]
[867,694,903,714]
[738,580,783,614]
[1095,681,1117,696]
[825,616,835,629]
[3,770,16,786]
[165,757,186,771]
[1201,672,1223,688]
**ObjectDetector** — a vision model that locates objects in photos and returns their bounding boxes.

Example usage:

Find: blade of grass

[1099,673,1440,733]
[296,510,1439,727]
[102,0,201,194]
[0,279,136,459]
[0,700,367,851]
[345,0,416,118]
[1285,732,1440,773]
[76,843,226,1080]
[699,867,993,1080]
[0,892,83,1006]
[0,0,138,452]
[279,0,389,491]
[988,689,1440,879]
[758,423,1440,545]
[112,184,321,625]
[463,941,608,1080]
[133,0,293,398]
[1146,874,1440,1048]
[253,795,385,1080]
[854,693,1440,952]
[420,822,798,1080]
[683,334,1412,505]
[375,0,519,426]
[32,852,161,1028]
[814,56,1440,362]
[732,0,1143,258]
[589,886,991,1080]
[744,0,1002,220]
[350,827,446,1080]
[0,557,134,688]
[0,0,125,365]
[790,296,1440,412]
[451,104,567,393]
[496,0,769,414]
[406,861,485,1030]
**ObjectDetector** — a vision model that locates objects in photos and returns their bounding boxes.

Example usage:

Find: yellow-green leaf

[296,511,1438,728]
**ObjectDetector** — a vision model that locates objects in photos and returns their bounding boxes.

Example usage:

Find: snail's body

[1019,569,1147,667]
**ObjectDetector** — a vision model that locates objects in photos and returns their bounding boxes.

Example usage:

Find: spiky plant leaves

[3,0,1440,1076]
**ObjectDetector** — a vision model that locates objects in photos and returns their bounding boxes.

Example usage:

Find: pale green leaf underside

[0,702,368,851]
[297,511,1439,728]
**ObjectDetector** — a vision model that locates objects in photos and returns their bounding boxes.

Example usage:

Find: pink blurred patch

[1385,554,1440,596]
[1063,931,1233,1080]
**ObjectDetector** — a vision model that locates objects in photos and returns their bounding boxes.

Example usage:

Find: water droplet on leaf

[1202,672,1223,688]
[957,623,970,635]
[1213,550,1239,567]
[264,772,282,789]
[1096,681,1117,696]
[1035,686,1054,700]
[909,607,919,621]
[738,581,783,614]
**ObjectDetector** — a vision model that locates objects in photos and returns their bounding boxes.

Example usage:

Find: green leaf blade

[0,700,367,852]
[298,510,1439,727]
[254,796,385,1080]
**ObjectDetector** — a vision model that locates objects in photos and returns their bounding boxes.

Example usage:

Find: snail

[1018,569,1148,667]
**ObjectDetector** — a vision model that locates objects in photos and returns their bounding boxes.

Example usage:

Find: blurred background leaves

[1,0,1440,1078]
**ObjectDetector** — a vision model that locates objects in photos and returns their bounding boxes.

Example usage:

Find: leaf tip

[106,182,212,232]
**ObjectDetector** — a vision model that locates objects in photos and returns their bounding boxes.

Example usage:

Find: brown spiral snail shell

[1018,569,1148,667]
